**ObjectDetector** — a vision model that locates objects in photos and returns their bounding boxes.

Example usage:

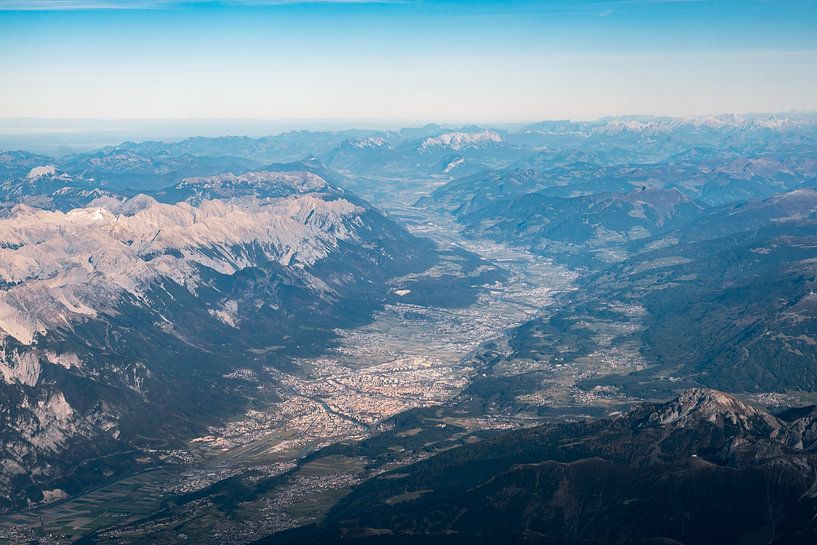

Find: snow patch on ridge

[348,136,390,149]
[421,130,503,151]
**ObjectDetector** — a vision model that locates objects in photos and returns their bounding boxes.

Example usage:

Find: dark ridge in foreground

[258,389,817,545]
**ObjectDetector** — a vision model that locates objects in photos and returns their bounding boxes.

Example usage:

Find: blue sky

[1,0,816,122]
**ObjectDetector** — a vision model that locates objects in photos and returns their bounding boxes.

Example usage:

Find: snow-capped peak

[26,165,57,180]
[420,130,503,151]
[594,119,678,136]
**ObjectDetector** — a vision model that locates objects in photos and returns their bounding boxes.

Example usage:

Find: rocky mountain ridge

[265,389,817,545]
[0,166,440,512]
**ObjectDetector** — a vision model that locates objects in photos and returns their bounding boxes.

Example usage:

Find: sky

[1,0,816,123]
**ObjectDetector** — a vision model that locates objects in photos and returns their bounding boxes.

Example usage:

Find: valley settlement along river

[0,183,576,544]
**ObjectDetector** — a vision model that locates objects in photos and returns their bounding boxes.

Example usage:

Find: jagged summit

[645,388,780,431]
[0,191,365,345]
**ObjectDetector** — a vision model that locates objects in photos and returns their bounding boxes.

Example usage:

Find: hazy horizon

[2,109,816,156]
[2,0,816,122]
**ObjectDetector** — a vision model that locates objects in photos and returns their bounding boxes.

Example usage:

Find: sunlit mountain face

[2,0,817,544]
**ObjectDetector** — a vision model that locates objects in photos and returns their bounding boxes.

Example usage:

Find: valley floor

[0,183,574,544]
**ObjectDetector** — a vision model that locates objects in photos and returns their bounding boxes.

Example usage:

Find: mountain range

[1,114,817,543]
[263,389,817,545]
[0,165,440,511]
